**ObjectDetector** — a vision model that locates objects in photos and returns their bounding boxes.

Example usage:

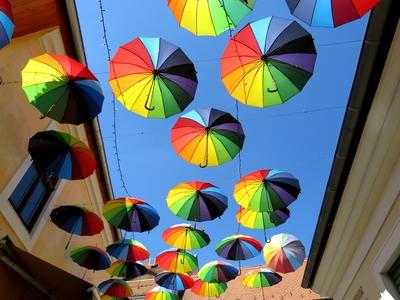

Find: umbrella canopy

[233,169,300,212]
[191,279,227,298]
[263,233,305,273]
[106,239,150,262]
[285,0,380,28]
[156,248,198,273]
[98,279,133,298]
[103,197,160,232]
[28,130,97,180]
[162,223,210,250]
[21,53,104,124]
[70,246,111,271]
[167,0,255,36]
[50,205,104,236]
[109,37,197,118]
[107,260,148,279]
[145,286,180,300]
[221,16,317,108]
[198,260,239,283]
[215,234,262,261]
[166,181,228,222]
[242,267,282,288]
[154,271,195,291]
[0,0,14,49]
[236,207,290,229]
[171,108,245,167]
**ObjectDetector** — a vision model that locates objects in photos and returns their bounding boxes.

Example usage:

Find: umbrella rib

[120,45,155,70]
[110,61,153,72]
[227,61,263,100]
[126,75,154,111]
[30,59,67,78]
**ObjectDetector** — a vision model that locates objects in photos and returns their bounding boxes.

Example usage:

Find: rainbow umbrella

[191,279,227,298]
[70,246,111,271]
[166,181,228,222]
[21,53,104,124]
[145,286,180,300]
[171,108,245,167]
[215,234,262,261]
[107,260,148,279]
[109,37,197,118]
[156,248,198,273]
[0,0,14,49]
[162,223,210,250]
[198,260,239,283]
[103,197,160,232]
[106,239,150,262]
[221,16,317,108]
[242,268,282,300]
[285,0,380,28]
[98,279,133,298]
[233,169,300,212]
[154,271,194,291]
[28,130,97,180]
[167,0,255,36]
[263,233,305,273]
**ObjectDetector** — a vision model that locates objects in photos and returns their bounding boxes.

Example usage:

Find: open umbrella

[109,37,197,118]
[221,16,317,108]
[21,53,104,124]
[106,239,150,262]
[107,260,148,279]
[198,260,239,283]
[98,279,133,298]
[103,197,160,232]
[162,223,210,250]
[0,0,14,49]
[28,130,97,180]
[242,268,282,300]
[156,248,198,273]
[263,233,305,273]
[70,246,111,271]
[166,181,228,222]
[145,286,180,300]
[285,0,380,28]
[154,271,195,291]
[191,279,227,298]
[171,108,245,167]
[233,169,300,212]
[167,0,255,36]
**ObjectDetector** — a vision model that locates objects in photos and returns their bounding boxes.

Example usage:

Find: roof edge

[302,0,400,289]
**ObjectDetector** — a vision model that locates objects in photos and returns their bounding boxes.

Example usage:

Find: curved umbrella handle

[267,87,278,93]
[144,102,155,111]
[199,162,208,168]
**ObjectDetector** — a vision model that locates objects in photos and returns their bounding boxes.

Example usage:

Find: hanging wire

[97,0,130,196]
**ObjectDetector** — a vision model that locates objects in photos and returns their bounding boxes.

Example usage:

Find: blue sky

[76,0,368,268]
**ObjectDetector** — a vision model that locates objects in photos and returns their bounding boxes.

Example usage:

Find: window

[9,164,58,231]
[388,254,400,294]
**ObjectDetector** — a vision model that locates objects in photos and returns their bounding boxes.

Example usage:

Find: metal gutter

[302,0,399,289]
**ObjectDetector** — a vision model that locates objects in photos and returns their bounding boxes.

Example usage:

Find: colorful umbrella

[171,108,245,167]
[236,207,290,229]
[0,0,14,49]
[28,130,97,180]
[145,286,180,300]
[109,37,197,118]
[21,53,104,124]
[191,279,227,298]
[98,279,133,298]
[162,223,210,250]
[103,197,160,232]
[167,0,255,36]
[197,260,239,283]
[233,169,300,211]
[154,271,195,291]
[221,16,317,108]
[156,248,198,273]
[70,246,111,271]
[215,234,262,261]
[166,181,228,222]
[106,239,150,262]
[242,268,282,300]
[263,233,305,273]
[107,260,148,279]
[285,0,380,28]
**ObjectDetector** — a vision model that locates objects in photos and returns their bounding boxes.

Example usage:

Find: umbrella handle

[199,162,208,168]
[267,87,278,93]
[144,102,155,111]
